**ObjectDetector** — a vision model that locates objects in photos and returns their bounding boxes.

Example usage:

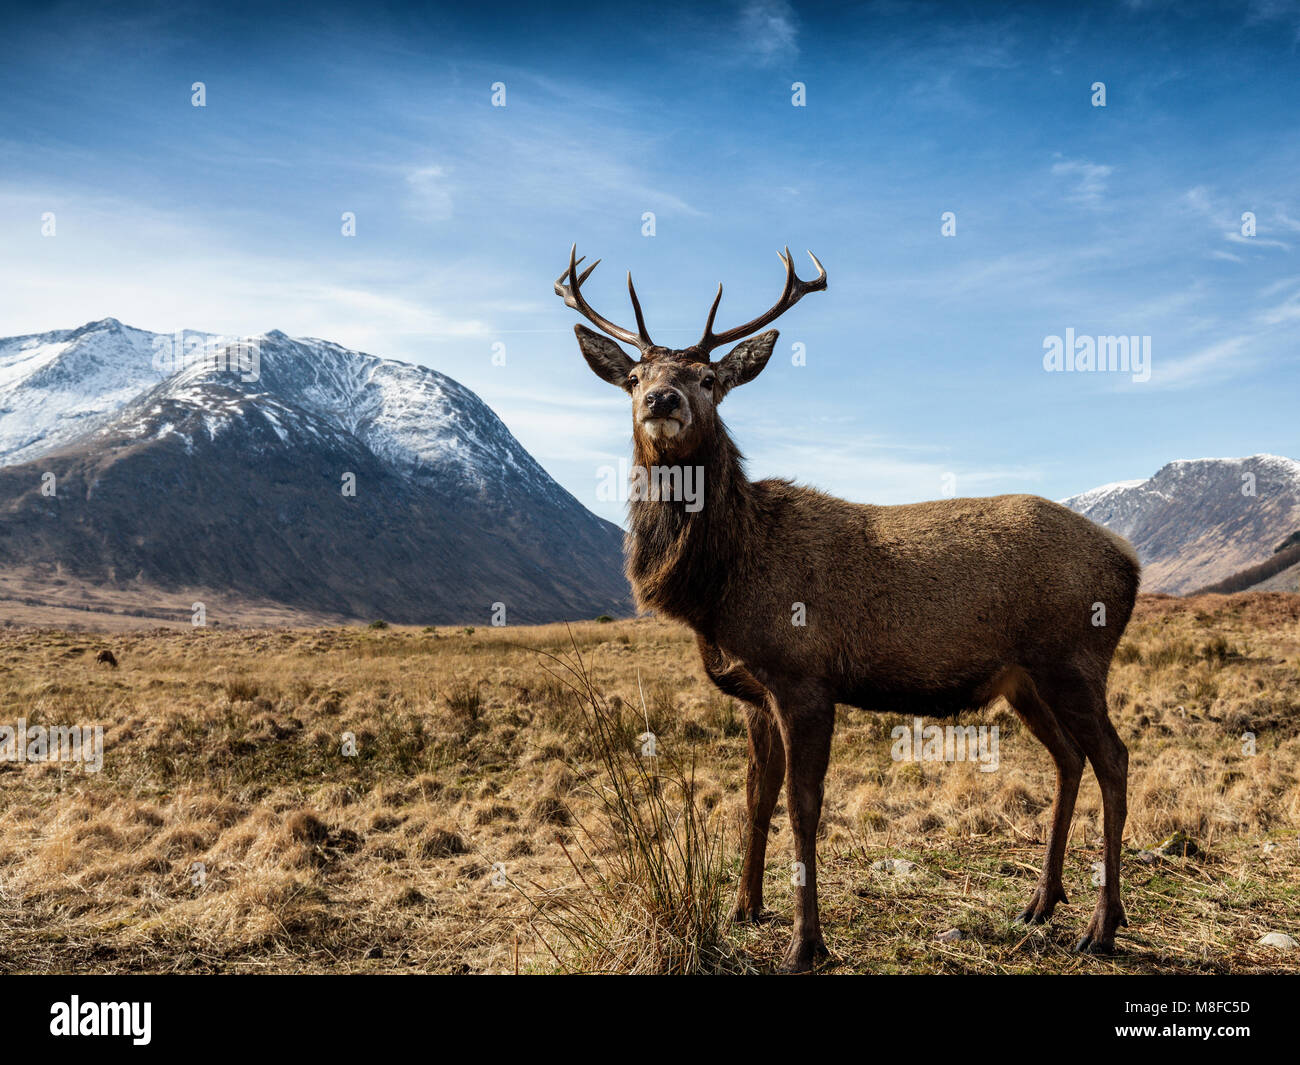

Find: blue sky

[4,0,1299,524]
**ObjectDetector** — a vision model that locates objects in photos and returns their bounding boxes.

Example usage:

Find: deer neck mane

[625,419,754,630]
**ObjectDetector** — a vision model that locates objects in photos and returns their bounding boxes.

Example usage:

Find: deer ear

[715,330,778,392]
[575,325,636,388]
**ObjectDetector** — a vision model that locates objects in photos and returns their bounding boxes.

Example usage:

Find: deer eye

[626,374,639,387]
[701,375,715,390]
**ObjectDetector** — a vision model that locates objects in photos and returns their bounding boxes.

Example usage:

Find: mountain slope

[0,318,210,464]
[1192,532,1300,594]
[0,322,630,625]
[1062,455,1300,594]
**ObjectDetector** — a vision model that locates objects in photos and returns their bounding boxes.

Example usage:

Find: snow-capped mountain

[1062,455,1300,593]
[1,319,566,501]
[0,319,212,464]
[0,319,630,625]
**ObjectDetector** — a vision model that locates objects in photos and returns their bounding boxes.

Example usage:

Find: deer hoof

[1015,884,1066,925]
[731,906,775,925]
[1073,933,1117,954]
[1075,900,1127,952]
[777,937,829,974]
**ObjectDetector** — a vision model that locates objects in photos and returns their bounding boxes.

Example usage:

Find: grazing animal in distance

[556,244,1141,972]
[95,649,118,668]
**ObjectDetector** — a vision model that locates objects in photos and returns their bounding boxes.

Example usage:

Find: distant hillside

[1193,532,1300,595]
[1062,455,1300,594]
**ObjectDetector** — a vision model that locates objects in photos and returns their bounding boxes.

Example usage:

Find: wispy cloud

[1151,336,1251,389]
[1256,280,1300,326]
[1052,160,1113,208]
[1183,185,1291,253]
[1245,0,1300,41]
[405,166,454,222]
[736,1,800,65]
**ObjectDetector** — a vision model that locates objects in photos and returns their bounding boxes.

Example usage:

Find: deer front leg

[771,688,835,973]
[733,701,786,923]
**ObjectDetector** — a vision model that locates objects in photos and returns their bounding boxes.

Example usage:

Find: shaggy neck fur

[625,418,756,633]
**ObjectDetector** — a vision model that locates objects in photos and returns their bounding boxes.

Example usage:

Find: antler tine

[697,247,828,353]
[553,244,653,351]
[626,272,654,350]
[700,283,724,345]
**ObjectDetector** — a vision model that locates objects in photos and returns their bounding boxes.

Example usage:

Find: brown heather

[0,592,1297,974]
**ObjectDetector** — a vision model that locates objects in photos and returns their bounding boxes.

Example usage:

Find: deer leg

[770,689,834,973]
[1066,709,1129,953]
[1050,681,1133,957]
[1006,672,1084,925]
[695,636,785,923]
[733,700,786,922]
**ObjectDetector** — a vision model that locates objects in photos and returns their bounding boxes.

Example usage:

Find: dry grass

[1,593,1298,974]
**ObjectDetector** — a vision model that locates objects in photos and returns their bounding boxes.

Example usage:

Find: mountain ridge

[1061,454,1300,594]
[0,319,631,625]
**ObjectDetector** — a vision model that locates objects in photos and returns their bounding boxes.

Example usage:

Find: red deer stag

[556,245,1140,973]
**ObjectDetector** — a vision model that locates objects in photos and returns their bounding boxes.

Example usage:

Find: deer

[556,245,1141,973]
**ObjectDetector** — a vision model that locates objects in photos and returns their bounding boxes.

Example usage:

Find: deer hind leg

[768,683,835,974]
[695,637,783,923]
[1066,708,1129,953]
[1043,672,1129,952]
[1003,668,1084,925]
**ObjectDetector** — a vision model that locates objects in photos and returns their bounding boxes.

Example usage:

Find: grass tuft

[514,636,749,974]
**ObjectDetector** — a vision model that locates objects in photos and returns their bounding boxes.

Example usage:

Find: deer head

[556,244,827,458]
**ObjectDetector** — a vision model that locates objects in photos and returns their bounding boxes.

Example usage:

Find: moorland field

[1,593,1298,974]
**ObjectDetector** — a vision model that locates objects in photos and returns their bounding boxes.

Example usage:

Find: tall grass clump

[517,637,749,974]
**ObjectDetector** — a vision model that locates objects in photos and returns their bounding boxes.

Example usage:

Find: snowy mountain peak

[1063,454,1300,593]
[0,318,204,465]
[0,320,563,504]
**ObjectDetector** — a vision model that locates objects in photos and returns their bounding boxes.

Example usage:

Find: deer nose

[646,390,680,414]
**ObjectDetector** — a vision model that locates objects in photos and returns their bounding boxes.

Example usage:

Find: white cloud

[1183,186,1291,251]
[1227,230,1289,250]
[737,1,800,65]
[0,186,488,343]
[1052,160,1113,208]
[1150,336,1250,389]
[1256,281,1300,326]
[405,166,454,222]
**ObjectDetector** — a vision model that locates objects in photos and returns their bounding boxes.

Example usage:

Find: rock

[935,928,964,943]
[871,858,918,876]
[1257,932,1298,950]
[1135,850,1162,865]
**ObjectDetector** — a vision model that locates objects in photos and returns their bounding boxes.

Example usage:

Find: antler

[697,247,827,354]
[554,244,654,353]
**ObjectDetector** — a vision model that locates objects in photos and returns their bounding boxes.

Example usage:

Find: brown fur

[565,262,1141,973]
